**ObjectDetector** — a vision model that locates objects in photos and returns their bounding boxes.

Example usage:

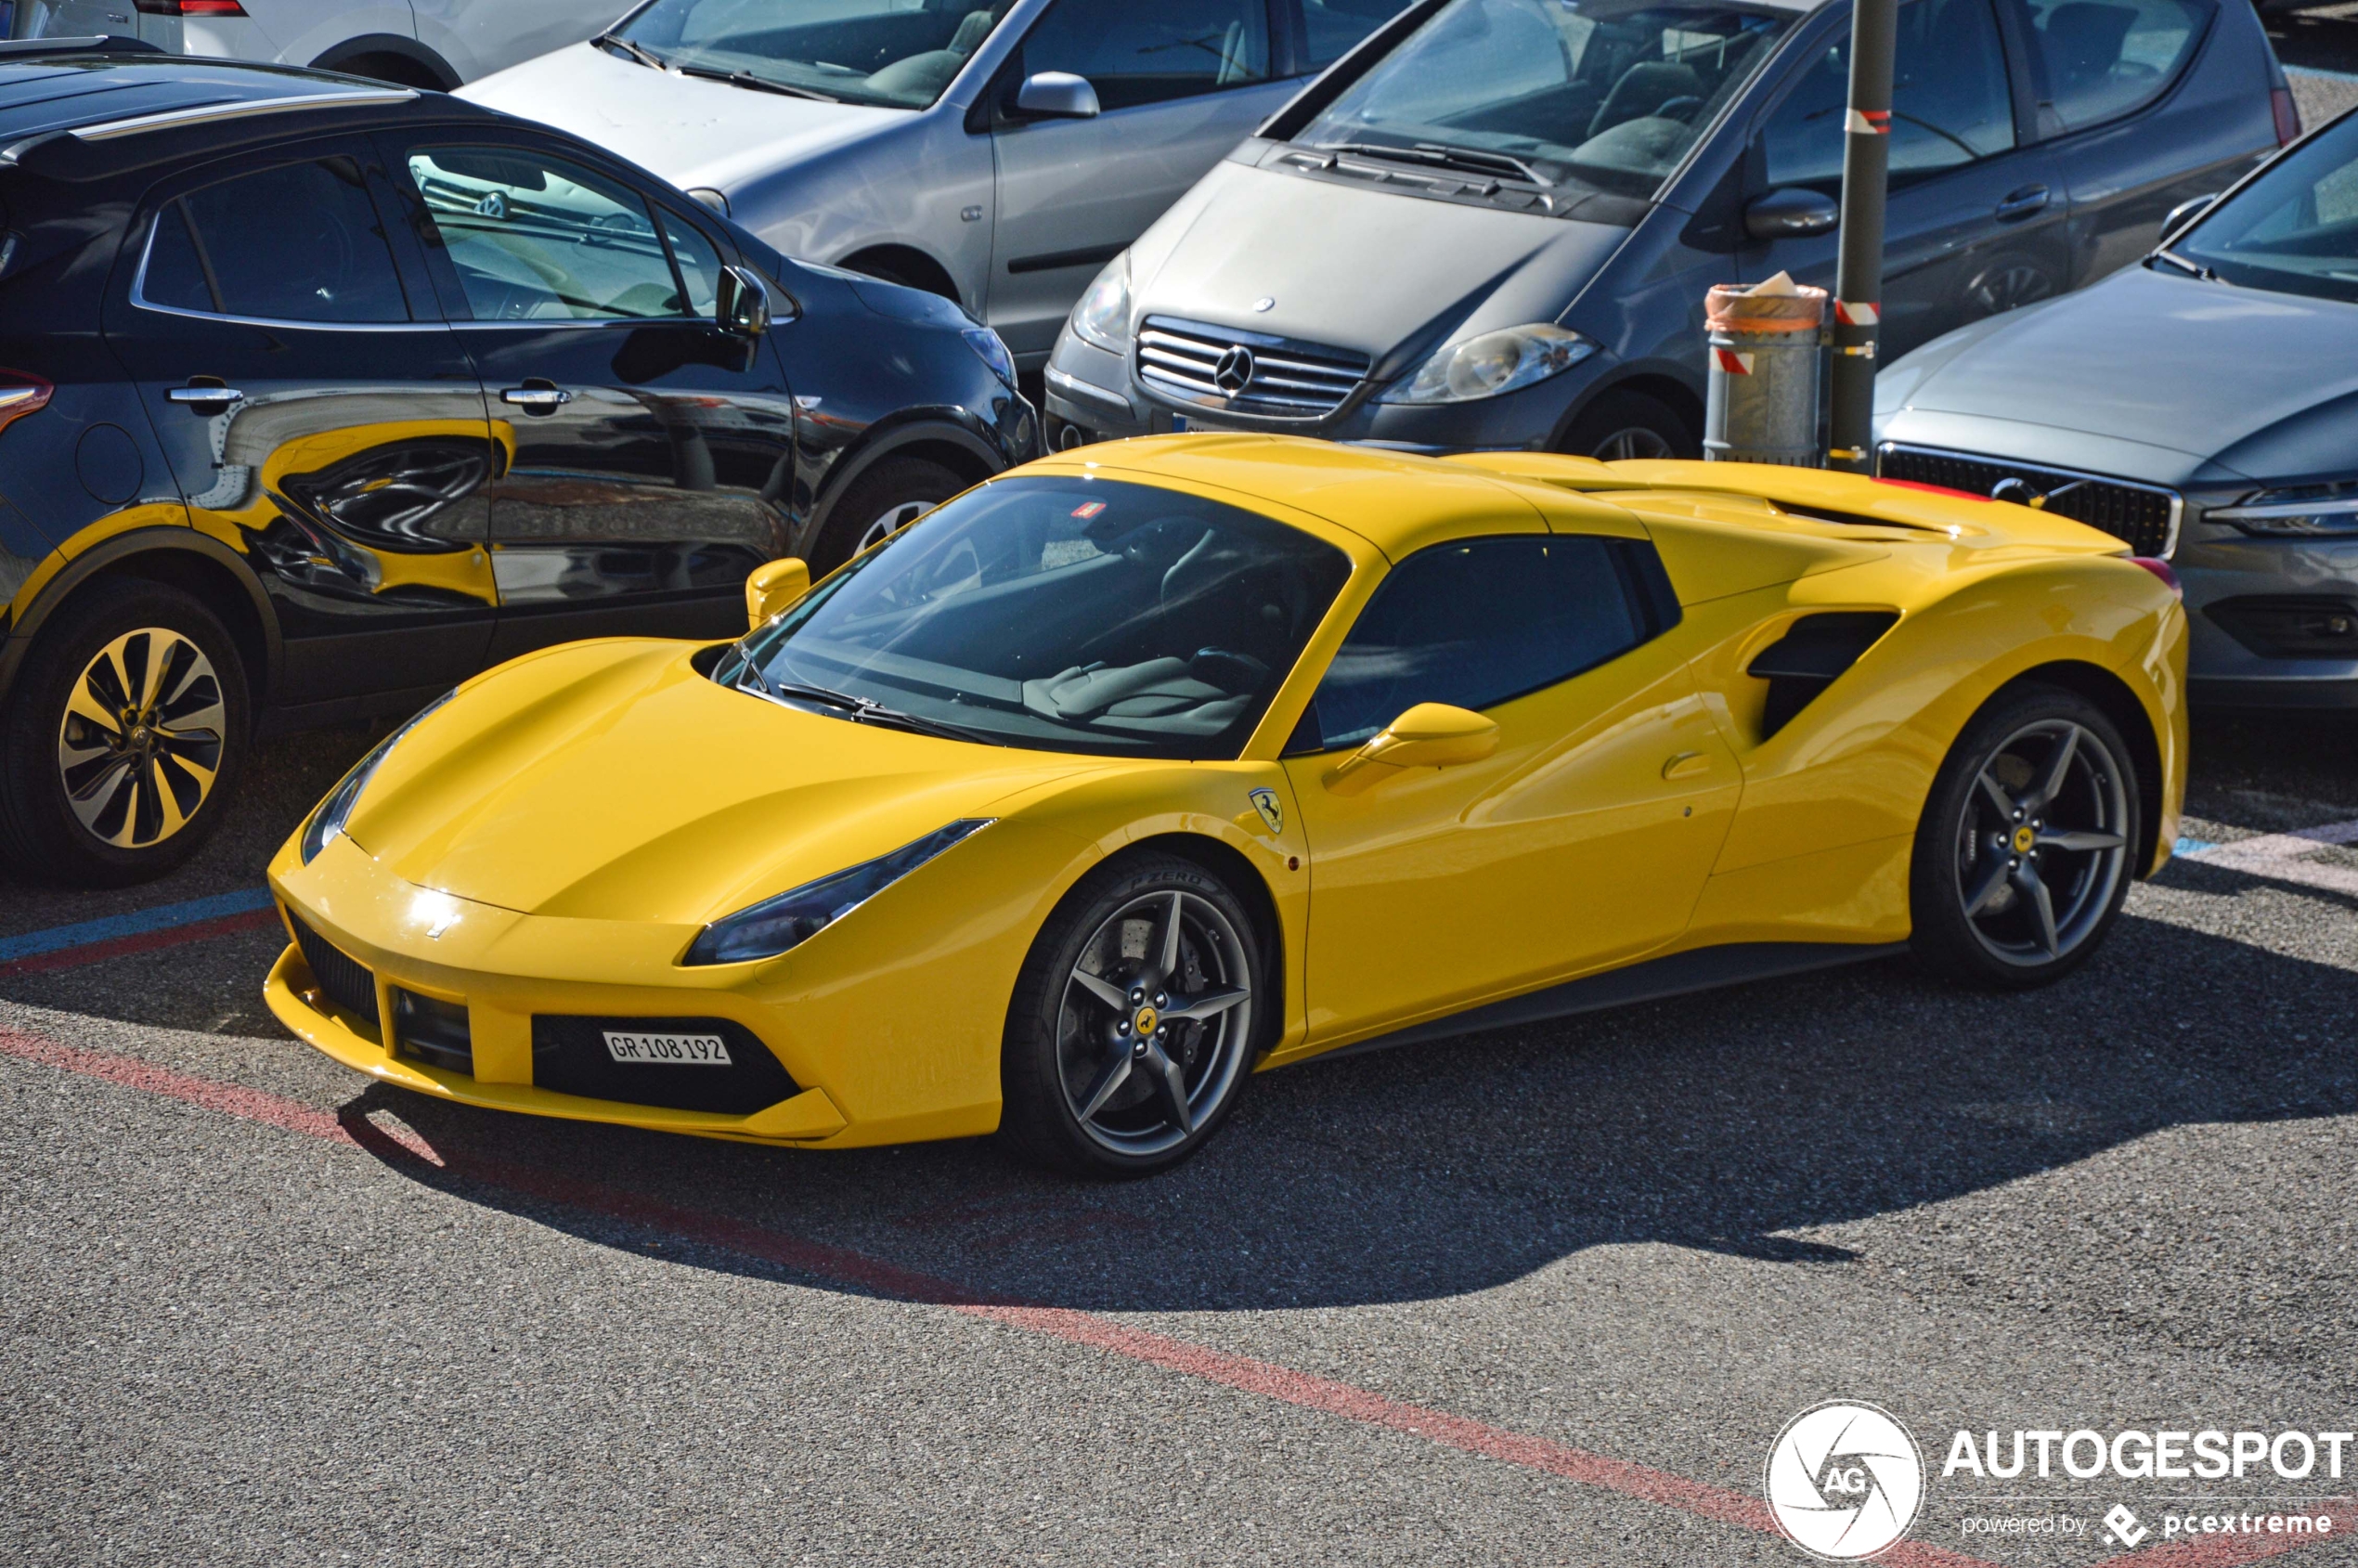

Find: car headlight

[964,326,1017,390]
[1070,253,1132,353]
[2209,484,2358,538]
[299,691,454,864]
[1380,324,1595,405]
[680,818,993,965]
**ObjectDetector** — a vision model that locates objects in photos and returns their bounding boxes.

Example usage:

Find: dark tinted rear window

[141,157,409,323]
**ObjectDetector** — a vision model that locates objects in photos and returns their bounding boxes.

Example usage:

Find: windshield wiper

[1314,140,1552,188]
[674,64,839,103]
[750,675,1000,745]
[594,33,667,71]
[2150,248,2217,281]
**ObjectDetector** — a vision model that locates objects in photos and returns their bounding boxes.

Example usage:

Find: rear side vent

[1747,612,1898,738]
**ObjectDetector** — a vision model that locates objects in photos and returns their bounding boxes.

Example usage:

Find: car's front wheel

[0,582,250,886]
[1000,852,1265,1177]
[808,456,966,575]
[1909,684,2140,989]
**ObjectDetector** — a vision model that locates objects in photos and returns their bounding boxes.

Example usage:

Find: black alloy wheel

[1561,389,1696,462]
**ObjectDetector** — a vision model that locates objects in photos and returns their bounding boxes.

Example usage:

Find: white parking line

[2176,820,2358,899]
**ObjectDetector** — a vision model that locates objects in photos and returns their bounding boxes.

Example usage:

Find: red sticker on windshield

[1071,501,1107,519]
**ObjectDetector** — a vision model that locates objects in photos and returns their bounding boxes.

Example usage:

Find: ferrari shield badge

[1248,787,1285,835]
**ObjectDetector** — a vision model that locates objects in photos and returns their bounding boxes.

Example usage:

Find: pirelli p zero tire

[808,455,967,575]
[1910,683,2140,991]
[0,582,250,888]
[1000,852,1267,1178]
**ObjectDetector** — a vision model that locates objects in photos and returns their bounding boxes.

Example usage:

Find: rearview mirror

[2160,192,2218,243]
[716,265,771,338]
[1324,703,1499,796]
[1743,188,1839,240]
[745,557,810,629]
[1016,71,1100,120]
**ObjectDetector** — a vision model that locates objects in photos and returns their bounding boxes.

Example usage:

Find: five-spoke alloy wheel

[1002,853,1264,1175]
[1911,685,2141,988]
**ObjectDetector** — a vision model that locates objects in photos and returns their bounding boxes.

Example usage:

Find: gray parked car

[1878,109,2358,708]
[462,0,1418,369]
[1043,0,2292,459]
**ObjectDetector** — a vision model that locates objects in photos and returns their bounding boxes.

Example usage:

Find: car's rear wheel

[808,456,966,575]
[0,582,249,887]
[1910,684,2138,990]
[1000,852,1263,1177]
[1561,389,1696,461]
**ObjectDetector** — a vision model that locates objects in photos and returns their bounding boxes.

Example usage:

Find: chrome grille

[1877,444,2182,557]
[1136,317,1367,421]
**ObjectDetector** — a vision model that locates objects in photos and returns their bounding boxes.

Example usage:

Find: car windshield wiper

[1313,140,1553,188]
[674,63,839,103]
[594,33,667,71]
[2150,248,2217,281]
[751,675,1001,745]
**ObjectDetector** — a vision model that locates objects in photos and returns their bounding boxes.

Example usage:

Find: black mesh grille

[531,1017,797,1116]
[290,914,379,1029]
[393,989,473,1076]
[1877,445,2180,556]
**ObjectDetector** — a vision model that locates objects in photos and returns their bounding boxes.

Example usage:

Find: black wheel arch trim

[796,412,1016,559]
[0,528,282,714]
[310,33,462,91]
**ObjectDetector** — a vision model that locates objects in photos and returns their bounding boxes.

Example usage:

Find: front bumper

[2178,533,2358,706]
[1042,328,1612,455]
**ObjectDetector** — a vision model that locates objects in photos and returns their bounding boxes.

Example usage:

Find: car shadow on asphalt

[317,900,2355,1323]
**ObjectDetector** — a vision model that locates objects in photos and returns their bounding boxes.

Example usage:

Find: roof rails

[0,36,169,59]
[69,86,418,142]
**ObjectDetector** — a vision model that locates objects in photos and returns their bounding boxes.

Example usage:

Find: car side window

[1017,0,1271,110]
[406,146,690,322]
[139,157,410,324]
[658,209,726,319]
[1759,0,2015,189]
[1301,0,1419,71]
[1298,535,1668,752]
[2019,0,2205,133]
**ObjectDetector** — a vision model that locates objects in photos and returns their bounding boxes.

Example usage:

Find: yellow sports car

[265,436,2185,1174]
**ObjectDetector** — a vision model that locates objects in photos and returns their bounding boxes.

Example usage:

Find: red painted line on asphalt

[0,908,281,980]
[3,1022,2345,1568]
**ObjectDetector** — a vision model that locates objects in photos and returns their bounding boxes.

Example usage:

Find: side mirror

[1743,188,1839,241]
[2160,192,2218,243]
[716,265,771,338]
[1324,703,1499,796]
[745,557,810,629]
[1015,71,1101,120]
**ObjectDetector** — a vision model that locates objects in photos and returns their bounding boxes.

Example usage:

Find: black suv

[0,40,1038,885]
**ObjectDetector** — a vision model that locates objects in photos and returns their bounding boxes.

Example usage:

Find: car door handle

[1994,185,2050,223]
[167,382,240,412]
[500,382,574,413]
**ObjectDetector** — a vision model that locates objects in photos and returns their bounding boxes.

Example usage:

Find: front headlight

[680,818,993,965]
[1070,253,1132,353]
[299,691,454,864]
[1380,324,1595,406]
[2209,484,2358,538]
[964,326,1017,390]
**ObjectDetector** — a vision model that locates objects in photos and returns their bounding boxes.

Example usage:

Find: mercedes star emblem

[1213,344,1257,396]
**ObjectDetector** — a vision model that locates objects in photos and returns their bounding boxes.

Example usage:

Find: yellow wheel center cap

[2012,826,2036,853]
[1134,1005,1160,1035]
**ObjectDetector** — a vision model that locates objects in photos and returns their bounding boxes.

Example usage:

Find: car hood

[1879,265,2358,485]
[341,641,1104,926]
[457,45,905,195]
[1131,159,1636,368]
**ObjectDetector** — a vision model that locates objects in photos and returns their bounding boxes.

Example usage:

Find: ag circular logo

[1765,1401,1924,1560]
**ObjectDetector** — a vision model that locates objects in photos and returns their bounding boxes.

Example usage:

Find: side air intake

[1746,612,1898,739]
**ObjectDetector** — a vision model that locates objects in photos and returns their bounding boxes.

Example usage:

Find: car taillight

[134,0,249,14]
[2129,556,2183,601]
[2272,86,2301,148]
[0,369,52,439]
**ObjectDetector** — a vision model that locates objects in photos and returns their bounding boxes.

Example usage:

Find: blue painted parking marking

[0,888,276,964]
[2173,836,2216,857]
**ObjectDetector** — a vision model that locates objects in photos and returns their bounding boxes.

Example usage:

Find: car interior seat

[1586,61,1704,140]
[2042,3,2138,90]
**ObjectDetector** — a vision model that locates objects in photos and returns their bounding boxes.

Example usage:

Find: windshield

[613,0,1014,110]
[1298,0,1796,200]
[717,477,1354,759]
[2173,114,2358,305]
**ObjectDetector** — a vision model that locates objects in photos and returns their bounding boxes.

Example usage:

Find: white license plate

[602,1030,732,1067]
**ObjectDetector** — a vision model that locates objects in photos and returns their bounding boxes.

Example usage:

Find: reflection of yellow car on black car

[268,437,2185,1175]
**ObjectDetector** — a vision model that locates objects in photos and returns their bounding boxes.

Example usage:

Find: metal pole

[1826,0,1898,473]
